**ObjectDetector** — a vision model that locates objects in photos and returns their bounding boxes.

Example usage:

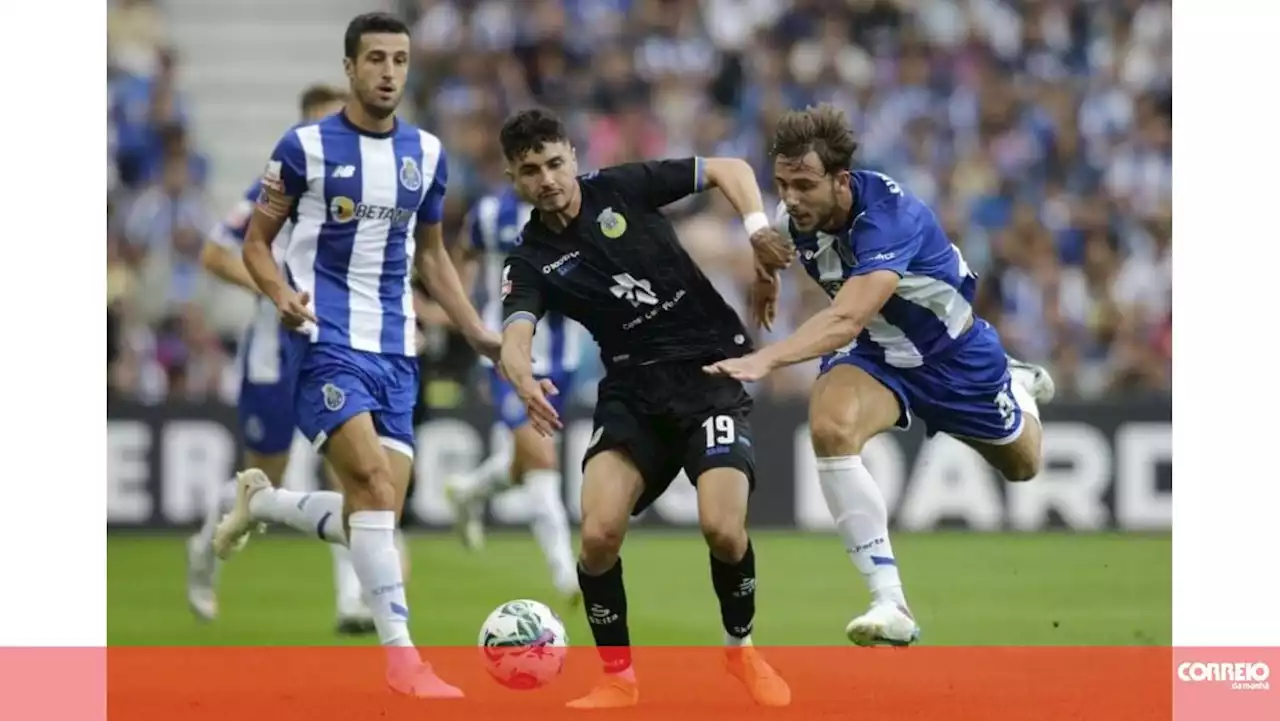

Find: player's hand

[702,352,776,383]
[467,330,502,363]
[516,377,562,436]
[274,289,318,330]
[749,227,796,272]
[749,266,780,331]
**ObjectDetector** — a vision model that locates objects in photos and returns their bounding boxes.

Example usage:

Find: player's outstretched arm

[700,157,795,271]
[755,270,899,369]
[414,221,497,357]
[411,147,499,358]
[202,196,261,294]
[499,262,561,434]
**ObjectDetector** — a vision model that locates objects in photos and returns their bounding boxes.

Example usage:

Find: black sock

[709,539,756,639]
[578,558,632,673]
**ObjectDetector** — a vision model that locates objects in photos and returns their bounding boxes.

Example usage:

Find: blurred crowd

[107,0,1172,407]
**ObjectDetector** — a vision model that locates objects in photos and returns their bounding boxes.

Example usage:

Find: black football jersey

[501,158,753,369]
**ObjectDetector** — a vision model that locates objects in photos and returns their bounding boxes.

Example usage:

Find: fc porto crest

[322,383,346,412]
[399,156,423,192]
[596,207,627,239]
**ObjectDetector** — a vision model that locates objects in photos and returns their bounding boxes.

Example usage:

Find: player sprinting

[185,83,390,636]
[442,187,583,604]
[211,12,499,698]
[705,104,1056,646]
[496,108,795,709]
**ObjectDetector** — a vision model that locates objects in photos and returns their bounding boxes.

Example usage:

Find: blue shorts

[819,320,1023,444]
[488,366,574,430]
[293,341,420,458]
[237,322,299,455]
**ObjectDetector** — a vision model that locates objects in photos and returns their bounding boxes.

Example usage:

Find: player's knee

[518,442,558,471]
[999,421,1043,482]
[809,407,867,457]
[342,457,396,508]
[700,514,748,561]
[1000,451,1041,482]
[579,518,625,572]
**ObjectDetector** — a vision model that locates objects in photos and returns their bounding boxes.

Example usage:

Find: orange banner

[97,646,1174,720]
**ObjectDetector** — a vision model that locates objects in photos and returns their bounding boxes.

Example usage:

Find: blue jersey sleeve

[419,147,449,225]
[262,129,308,197]
[848,203,920,278]
[209,181,262,248]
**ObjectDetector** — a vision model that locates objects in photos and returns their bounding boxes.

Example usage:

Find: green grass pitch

[108,530,1170,646]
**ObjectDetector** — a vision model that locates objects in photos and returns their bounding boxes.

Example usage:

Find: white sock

[725,633,753,647]
[348,510,415,649]
[455,448,514,501]
[196,478,240,547]
[331,544,366,617]
[523,469,577,593]
[1009,368,1042,421]
[816,455,907,608]
[248,488,347,545]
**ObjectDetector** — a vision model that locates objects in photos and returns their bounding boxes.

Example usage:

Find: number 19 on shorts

[703,415,736,448]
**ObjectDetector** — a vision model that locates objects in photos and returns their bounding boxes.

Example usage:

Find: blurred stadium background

[106,0,1171,646]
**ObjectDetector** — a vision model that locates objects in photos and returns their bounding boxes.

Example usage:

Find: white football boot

[1007,356,1056,405]
[443,475,486,551]
[211,469,270,560]
[845,602,921,647]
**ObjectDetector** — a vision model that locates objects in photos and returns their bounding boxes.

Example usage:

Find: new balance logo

[610,273,658,307]
[331,165,356,178]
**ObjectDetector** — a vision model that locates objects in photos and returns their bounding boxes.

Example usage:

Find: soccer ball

[478,599,569,690]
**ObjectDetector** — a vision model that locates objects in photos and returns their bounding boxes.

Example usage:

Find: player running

[442,187,583,604]
[185,83,389,636]
[496,108,795,709]
[705,104,1056,647]
[212,12,498,698]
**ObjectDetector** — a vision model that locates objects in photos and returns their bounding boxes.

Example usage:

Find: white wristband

[743,212,770,237]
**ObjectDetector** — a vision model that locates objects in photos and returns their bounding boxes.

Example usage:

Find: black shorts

[582,360,756,515]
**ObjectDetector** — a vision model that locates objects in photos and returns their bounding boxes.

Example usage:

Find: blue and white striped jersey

[776,170,979,368]
[263,112,447,357]
[466,187,583,375]
[210,179,296,384]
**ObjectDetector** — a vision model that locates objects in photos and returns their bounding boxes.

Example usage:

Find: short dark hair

[771,104,859,174]
[299,84,347,115]
[343,12,410,59]
[499,108,569,162]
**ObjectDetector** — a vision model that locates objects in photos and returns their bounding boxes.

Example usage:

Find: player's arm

[201,196,262,294]
[499,258,561,433]
[608,156,793,269]
[243,132,305,308]
[411,149,497,356]
[754,212,918,369]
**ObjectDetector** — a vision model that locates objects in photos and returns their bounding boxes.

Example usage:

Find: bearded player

[706,104,1055,646]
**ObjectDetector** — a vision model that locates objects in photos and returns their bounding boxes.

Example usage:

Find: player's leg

[957,356,1056,482]
[316,352,460,697]
[186,368,297,621]
[564,393,666,710]
[510,421,580,602]
[211,340,350,557]
[445,367,523,549]
[683,398,790,708]
[810,357,921,646]
[327,460,376,635]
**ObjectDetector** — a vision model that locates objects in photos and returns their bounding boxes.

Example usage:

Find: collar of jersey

[338,109,398,139]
